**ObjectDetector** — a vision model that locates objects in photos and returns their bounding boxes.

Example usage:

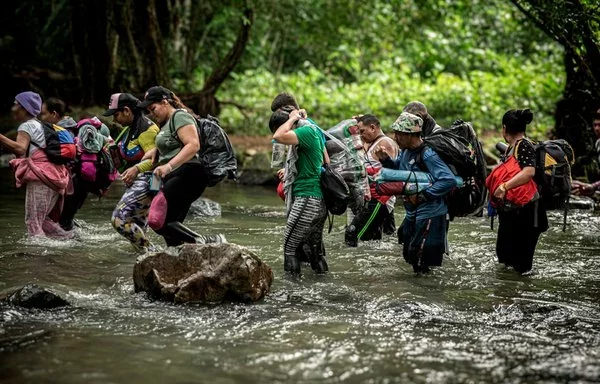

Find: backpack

[78,148,118,196]
[417,120,488,219]
[517,138,574,231]
[320,163,350,215]
[171,110,237,187]
[528,139,574,210]
[76,122,118,196]
[324,120,369,214]
[32,120,77,164]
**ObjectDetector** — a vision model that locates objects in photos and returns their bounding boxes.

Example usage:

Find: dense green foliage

[0,0,569,138]
[211,0,565,136]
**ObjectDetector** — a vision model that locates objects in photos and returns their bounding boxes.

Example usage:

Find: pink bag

[79,152,97,183]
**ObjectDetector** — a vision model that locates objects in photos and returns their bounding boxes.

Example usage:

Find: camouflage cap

[391,112,423,133]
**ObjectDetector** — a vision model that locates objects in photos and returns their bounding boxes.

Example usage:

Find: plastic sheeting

[325,119,369,214]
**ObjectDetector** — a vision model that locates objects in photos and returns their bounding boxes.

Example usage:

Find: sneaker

[520,269,536,276]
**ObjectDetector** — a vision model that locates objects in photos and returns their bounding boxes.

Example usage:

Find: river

[1,176,599,383]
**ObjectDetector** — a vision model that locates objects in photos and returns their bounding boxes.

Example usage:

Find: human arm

[373,142,402,169]
[272,109,306,145]
[0,131,30,157]
[493,140,537,200]
[135,126,160,173]
[376,138,399,161]
[493,166,535,200]
[572,180,600,196]
[153,123,199,178]
[420,150,457,200]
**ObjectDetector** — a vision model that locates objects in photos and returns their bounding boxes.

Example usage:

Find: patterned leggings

[111,173,153,250]
[284,196,327,266]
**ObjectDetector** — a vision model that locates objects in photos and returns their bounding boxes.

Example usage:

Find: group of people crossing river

[0,89,570,277]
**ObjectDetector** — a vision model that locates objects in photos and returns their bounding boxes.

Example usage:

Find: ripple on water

[1,185,600,383]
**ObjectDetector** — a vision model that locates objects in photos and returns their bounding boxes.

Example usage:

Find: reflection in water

[0,180,599,383]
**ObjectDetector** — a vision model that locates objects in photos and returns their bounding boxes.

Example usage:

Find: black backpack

[171,110,237,186]
[417,120,488,219]
[320,163,350,215]
[529,139,574,211]
[516,138,573,231]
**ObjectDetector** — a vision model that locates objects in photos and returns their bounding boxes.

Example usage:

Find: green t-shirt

[293,124,324,198]
[155,109,197,165]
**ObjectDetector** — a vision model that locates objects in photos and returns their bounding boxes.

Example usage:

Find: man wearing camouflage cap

[375,112,456,274]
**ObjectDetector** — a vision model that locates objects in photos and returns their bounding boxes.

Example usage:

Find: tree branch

[201,3,254,95]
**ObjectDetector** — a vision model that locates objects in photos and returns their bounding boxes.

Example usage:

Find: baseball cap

[102,93,140,116]
[391,112,423,133]
[138,86,174,108]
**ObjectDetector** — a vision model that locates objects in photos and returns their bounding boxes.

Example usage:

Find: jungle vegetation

[1,0,599,174]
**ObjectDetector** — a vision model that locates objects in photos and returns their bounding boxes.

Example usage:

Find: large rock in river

[1,284,70,309]
[133,243,273,304]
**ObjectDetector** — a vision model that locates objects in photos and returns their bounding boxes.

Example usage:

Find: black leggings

[148,162,207,246]
[497,201,548,273]
[59,174,90,231]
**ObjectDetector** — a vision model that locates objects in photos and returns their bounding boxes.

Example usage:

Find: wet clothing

[111,173,154,250]
[149,109,207,246]
[402,215,447,273]
[345,199,390,246]
[148,162,207,246]
[496,138,548,273]
[279,120,328,274]
[284,197,328,274]
[59,176,91,231]
[346,136,397,246]
[382,145,455,271]
[10,147,73,239]
[109,114,159,249]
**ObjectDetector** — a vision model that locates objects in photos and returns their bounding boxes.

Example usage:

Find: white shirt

[17,119,45,156]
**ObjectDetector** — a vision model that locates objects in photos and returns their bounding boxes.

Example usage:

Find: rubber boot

[309,242,328,274]
[284,254,301,275]
[344,224,358,247]
[165,222,200,244]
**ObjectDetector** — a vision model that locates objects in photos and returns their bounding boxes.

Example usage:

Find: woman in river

[491,109,548,275]
[103,93,160,251]
[0,91,73,239]
[140,86,225,247]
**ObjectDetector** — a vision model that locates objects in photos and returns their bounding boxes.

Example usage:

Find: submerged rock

[188,198,222,217]
[567,195,596,210]
[237,151,278,185]
[1,284,70,309]
[133,243,273,304]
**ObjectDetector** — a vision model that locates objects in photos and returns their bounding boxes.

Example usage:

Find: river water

[1,175,599,383]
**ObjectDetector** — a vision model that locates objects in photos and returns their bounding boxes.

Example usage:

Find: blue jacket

[383,146,456,220]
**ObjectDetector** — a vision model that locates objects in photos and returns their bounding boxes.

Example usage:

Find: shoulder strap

[414,143,429,172]
[168,109,184,140]
[29,119,48,149]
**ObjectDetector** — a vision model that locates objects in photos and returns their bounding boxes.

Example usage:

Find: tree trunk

[69,0,111,106]
[184,4,254,117]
